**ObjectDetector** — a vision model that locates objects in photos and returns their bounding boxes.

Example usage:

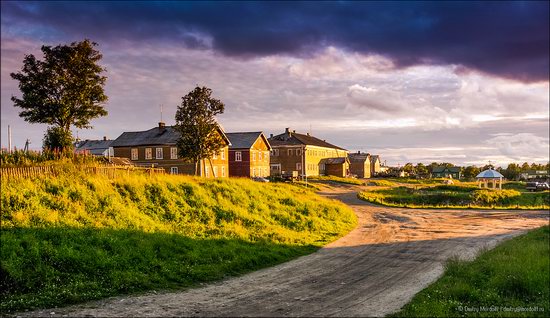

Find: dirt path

[23,183,549,317]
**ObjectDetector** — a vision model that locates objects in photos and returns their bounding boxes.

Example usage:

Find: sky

[1,1,549,166]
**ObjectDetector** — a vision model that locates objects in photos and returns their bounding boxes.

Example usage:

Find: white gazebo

[476,169,504,190]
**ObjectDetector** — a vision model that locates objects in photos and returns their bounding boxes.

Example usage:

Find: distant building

[226,132,271,178]
[319,157,350,178]
[370,155,382,176]
[519,170,550,182]
[431,166,461,179]
[268,128,348,177]
[75,137,113,157]
[348,152,371,178]
[110,122,230,177]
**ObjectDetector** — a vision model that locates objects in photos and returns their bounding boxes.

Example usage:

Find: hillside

[0,169,356,312]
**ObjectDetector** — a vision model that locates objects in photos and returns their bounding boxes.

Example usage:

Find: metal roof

[226,132,271,150]
[476,169,504,178]
[268,130,347,151]
[110,124,231,147]
[319,157,349,164]
[432,166,461,173]
[75,139,113,155]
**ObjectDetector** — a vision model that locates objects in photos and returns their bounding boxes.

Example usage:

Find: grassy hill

[1,169,356,312]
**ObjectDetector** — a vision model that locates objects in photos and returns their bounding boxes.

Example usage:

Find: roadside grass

[0,170,357,312]
[393,225,550,317]
[358,183,549,210]
[307,175,365,185]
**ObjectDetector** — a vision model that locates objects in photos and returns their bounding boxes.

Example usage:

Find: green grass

[393,226,550,317]
[307,175,365,185]
[358,183,549,210]
[0,169,356,312]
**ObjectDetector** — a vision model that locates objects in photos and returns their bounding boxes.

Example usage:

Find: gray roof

[370,155,380,164]
[319,157,349,165]
[268,130,347,151]
[226,132,271,150]
[348,152,370,163]
[432,166,461,173]
[75,139,113,155]
[111,125,230,147]
[476,169,504,178]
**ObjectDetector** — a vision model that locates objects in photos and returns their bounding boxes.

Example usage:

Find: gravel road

[21,183,549,317]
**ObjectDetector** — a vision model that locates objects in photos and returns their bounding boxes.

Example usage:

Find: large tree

[174,86,226,176]
[10,39,108,151]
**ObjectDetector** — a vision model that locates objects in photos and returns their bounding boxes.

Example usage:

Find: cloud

[1,1,548,82]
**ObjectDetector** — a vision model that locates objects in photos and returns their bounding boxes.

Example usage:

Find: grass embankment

[307,175,365,185]
[394,226,550,317]
[0,170,356,312]
[358,183,549,209]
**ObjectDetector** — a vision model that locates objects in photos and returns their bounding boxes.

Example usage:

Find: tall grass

[393,226,549,317]
[307,175,365,185]
[1,169,356,312]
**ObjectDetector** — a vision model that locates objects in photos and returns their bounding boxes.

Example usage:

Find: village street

[24,183,549,317]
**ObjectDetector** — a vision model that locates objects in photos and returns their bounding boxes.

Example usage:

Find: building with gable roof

[226,132,271,178]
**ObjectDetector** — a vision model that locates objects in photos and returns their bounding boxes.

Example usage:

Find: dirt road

[23,183,549,317]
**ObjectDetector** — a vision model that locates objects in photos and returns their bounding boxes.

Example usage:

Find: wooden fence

[1,165,165,181]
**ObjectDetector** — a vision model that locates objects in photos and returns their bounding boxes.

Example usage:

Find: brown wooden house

[348,151,371,178]
[268,128,348,177]
[111,122,231,177]
[226,132,271,178]
[370,155,382,176]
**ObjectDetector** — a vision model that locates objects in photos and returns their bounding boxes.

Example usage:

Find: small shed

[320,157,350,178]
[476,169,504,190]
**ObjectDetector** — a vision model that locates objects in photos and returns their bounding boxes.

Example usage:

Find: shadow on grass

[0,227,317,313]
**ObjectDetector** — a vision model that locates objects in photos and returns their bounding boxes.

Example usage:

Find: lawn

[307,175,365,185]
[393,225,550,317]
[358,182,549,209]
[0,169,357,312]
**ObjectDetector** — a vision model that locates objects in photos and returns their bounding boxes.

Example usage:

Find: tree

[174,86,226,175]
[42,126,74,152]
[10,39,108,151]
[415,163,429,177]
[463,165,481,180]
[504,163,521,180]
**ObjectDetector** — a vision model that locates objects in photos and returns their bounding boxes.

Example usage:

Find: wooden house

[226,132,271,178]
[319,157,350,178]
[110,122,230,177]
[348,151,371,178]
[268,128,349,177]
[75,137,113,157]
[370,155,382,176]
[431,166,461,179]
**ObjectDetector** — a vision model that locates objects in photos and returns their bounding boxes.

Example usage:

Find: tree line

[400,162,549,180]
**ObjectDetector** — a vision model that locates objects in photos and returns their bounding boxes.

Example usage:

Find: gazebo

[476,169,504,190]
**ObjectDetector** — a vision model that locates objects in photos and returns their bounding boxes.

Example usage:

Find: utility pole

[7,125,12,153]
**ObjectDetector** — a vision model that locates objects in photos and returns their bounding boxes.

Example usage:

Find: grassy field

[393,226,550,317]
[0,169,356,312]
[307,175,365,185]
[358,182,549,209]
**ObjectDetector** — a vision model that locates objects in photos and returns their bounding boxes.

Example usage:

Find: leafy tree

[42,126,74,152]
[521,162,530,171]
[463,165,481,180]
[504,163,521,180]
[415,163,429,177]
[174,86,226,176]
[10,39,108,151]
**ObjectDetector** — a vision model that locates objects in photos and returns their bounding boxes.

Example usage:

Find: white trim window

[222,166,226,177]
[264,167,268,176]
[296,162,302,171]
[235,151,242,162]
[131,148,138,160]
[252,152,256,161]
[252,167,256,177]
[258,152,262,161]
[170,147,178,159]
[156,147,163,159]
[213,166,218,177]
[296,149,302,156]
[145,148,152,160]
[288,149,293,156]
[170,167,178,175]
[205,166,209,177]
[213,151,218,159]
[221,149,225,160]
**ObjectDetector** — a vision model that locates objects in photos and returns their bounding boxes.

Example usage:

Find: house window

[264,167,268,176]
[252,152,256,161]
[205,166,209,177]
[235,151,242,161]
[221,149,225,160]
[170,167,178,175]
[252,168,256,177]
[274,149,279,156]
[271,164,281,173]
[170,147,178,159]
[145,148,152,159]
[288,149,293,156]
[296,149,302,156]
[131,148,138,160]
[156,147,163,159]
[258,152,262,161]
[222,166,226,177]
[213,166,218,177]
[296,163,302,171]
[213,152,218,160]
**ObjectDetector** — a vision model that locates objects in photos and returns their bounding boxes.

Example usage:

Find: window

[170,167,178,175]
[258,152,262,161]
[235,151,242,161]
[264,167,268,176]
[252,168,256,177]
[252,152,256,161]
[205,166,209,177]
[170,147,178,159]
[145,148,152,159]
[273,149,279,156]
[222,166,226,177]
[271,164,281,173]
[213,152,218,159]
[296,162,302,171]
[288,149,293,156]
[156,147,163,159]
[221,149,225,160]
[296,149,302,156]
[131,148,138,160]
[213,166,218,177]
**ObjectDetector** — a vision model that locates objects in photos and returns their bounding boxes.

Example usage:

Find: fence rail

[1,164,165,181]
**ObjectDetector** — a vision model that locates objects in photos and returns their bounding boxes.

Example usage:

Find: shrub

[470,189,521,204]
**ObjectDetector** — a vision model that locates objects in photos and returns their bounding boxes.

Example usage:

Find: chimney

[306,132,310,136]
[158,122,166,131]
[293,130,296,133]
[285,127,290,133]
[270,133,273,138]
[103,136,107,141]
[358,150,360,154]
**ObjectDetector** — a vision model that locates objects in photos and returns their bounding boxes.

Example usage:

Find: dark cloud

[1,1,548,82]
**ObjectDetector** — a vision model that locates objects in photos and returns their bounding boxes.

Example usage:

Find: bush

[470,189,521,204]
